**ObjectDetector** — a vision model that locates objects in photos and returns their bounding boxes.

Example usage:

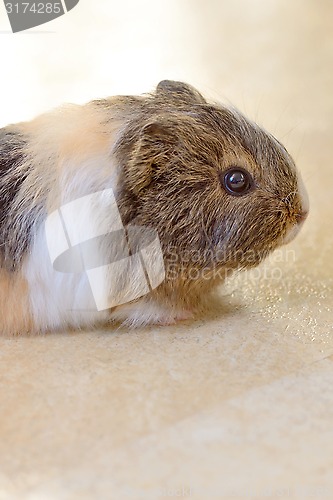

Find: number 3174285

[5,3,62,14]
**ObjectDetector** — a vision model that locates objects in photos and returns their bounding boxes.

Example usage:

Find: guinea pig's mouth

[282,210,308,245]
[296,210,309,224]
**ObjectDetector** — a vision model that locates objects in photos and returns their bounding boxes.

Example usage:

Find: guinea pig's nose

[296,210,309,224]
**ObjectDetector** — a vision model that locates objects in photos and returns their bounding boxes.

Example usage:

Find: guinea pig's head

[115,80,309,275]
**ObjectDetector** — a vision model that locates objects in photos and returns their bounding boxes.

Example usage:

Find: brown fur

[112,81,306,317]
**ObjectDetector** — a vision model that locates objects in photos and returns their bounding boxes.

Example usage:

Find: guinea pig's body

[0,81,308,334]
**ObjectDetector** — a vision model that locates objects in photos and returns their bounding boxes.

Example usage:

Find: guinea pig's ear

[156,80,206,105]
[126,120,177,195]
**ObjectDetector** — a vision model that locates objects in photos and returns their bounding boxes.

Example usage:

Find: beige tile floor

[0,0,333,498]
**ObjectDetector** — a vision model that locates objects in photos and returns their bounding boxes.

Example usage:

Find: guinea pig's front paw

[110,300,194,328]
[158,309,194,326]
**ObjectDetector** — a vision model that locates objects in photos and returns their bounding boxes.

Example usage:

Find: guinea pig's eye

[221,167,254,196]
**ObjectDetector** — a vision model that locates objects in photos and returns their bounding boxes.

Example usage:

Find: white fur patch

[23,225,110,332]
[22,156,120,332]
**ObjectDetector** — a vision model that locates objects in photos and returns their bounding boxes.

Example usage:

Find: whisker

[283,190,297,205]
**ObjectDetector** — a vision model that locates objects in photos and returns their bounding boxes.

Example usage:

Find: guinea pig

[0,80,309,334]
